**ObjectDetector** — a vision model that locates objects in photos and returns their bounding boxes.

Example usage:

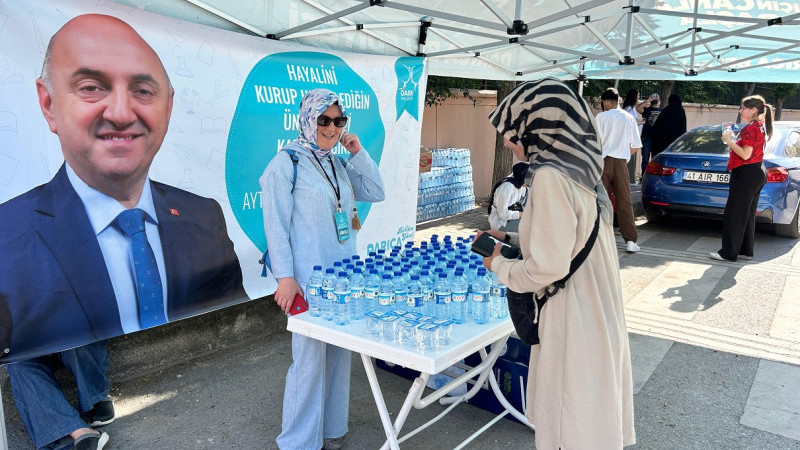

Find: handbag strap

[534,204,601,302]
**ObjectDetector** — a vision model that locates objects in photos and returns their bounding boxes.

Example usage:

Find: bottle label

[395,292,407,305]
[408,294,423,308]
[364,288,377,300]
[308,286,319,297]
[452,292,466,303]
[350,289,363,300]
[472,292,486,303]
[491,286,506,297]
[335,292,350,304]
[435,292,451,304]
[378,293,392,306]
[322,288,334,300]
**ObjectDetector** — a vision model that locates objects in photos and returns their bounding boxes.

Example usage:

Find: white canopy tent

[119,0,800,83]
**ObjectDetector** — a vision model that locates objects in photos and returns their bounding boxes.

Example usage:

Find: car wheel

[774,206,800,238]
[645,208,665,224]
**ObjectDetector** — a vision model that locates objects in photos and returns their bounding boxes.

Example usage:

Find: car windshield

[666,126,729,155]
[667,125,787,156]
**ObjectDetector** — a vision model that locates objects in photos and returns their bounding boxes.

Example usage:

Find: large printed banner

[0,0,426,362]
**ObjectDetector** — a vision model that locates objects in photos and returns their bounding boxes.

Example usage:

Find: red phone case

[290,293,309,316]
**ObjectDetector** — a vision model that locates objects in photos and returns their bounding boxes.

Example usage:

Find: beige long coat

[492,168,635,450]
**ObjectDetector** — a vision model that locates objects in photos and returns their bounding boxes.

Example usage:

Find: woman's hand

[275,277,302,314]
[473,229,507,272]
[482,241,503,271]
[721,130,733,145]
[339,131,362,154]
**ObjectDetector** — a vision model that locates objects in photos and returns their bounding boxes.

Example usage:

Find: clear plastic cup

[432,318,454,346]
[365,310,384,338]
[379,314,400,342]
[398,319,420,348]
[416,323,440,352]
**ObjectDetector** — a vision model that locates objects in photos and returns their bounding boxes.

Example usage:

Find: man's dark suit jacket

[0,165,246,363]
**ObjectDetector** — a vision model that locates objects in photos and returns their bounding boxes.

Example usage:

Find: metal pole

[0,383,8,450]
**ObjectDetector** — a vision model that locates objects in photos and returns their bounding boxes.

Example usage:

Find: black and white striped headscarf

[489,78,603,192]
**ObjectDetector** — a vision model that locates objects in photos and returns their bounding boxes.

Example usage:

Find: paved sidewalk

[3,191,800,449]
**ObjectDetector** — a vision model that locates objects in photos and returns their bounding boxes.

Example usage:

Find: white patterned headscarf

[295,88,347,157]
[489,78,612,221]
[489,78,603,191]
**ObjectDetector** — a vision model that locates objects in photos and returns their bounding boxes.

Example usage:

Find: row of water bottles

[418,181,474,206]
[304,235,509,331]
[416,197,475,223]
[431,147,471,168]
[418,166,473,190]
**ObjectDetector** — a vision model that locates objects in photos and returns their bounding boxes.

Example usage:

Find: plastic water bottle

[378,273,395,313]
[450,269,468,324]
[307,265,324,317]
[434,272,451,320]
[364,269,380,312]
[489,271,508,319]
[472,268,490,324]
[333,271,351,325]
[321,268,336,321]
[391,270,407,311]
[406,274,425,313]
[349,267,365,320]
[419,269,434,316]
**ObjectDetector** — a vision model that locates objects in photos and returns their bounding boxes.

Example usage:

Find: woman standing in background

[710,95,772,262]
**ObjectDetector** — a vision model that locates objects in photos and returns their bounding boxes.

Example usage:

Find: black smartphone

[471,233,521,259]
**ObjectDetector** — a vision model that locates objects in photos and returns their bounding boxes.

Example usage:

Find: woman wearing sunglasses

[260,88,385,450]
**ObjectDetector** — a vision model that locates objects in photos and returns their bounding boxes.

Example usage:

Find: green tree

[771,83,800,120]
[425,76,482,107]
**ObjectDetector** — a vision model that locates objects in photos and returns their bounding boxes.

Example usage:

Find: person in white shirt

[488,162,530,232]
[595,87,643,253]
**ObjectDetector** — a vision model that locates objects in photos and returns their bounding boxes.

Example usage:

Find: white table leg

[486,357,535,429]
[361,353,401,450]
[0,382,7,450]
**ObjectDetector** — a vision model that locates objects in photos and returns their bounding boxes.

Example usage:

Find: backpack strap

[285,149,299,192]
[260,149,300,277]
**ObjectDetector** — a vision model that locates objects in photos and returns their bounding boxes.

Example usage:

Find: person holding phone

[481,79,635,450]
[260,88,384,450]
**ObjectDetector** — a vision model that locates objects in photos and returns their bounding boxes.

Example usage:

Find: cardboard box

[461,357,528,424]
[419,146,432,173]
[376,337,530,424]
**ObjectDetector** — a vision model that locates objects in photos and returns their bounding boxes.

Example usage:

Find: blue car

[642,121,800,238]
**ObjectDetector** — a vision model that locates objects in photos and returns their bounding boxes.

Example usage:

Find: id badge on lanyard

[334,207,350,243]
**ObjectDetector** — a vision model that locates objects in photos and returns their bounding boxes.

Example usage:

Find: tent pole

[689,0,700,73]
[624,0,634,59]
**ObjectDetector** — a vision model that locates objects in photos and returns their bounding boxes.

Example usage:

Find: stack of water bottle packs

[417,148,476,222]
[304,234,509,353]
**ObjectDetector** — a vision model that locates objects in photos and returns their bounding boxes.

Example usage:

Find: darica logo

[394,56,424,120]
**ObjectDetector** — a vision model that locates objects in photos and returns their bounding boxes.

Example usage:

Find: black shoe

[74,431,109,450]
[83,396,115,427]
[323,436,344,450]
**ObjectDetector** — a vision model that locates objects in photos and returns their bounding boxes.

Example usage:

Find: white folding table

[287,314,535,449]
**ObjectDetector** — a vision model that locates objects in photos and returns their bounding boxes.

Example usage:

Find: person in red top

[710,95,774,262]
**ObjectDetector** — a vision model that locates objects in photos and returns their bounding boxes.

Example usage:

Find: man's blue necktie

[116,208,166,329]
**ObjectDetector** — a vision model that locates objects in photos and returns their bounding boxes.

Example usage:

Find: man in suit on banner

[0,14,245,450]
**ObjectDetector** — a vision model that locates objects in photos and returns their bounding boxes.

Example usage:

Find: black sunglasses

[316,114,348,128]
